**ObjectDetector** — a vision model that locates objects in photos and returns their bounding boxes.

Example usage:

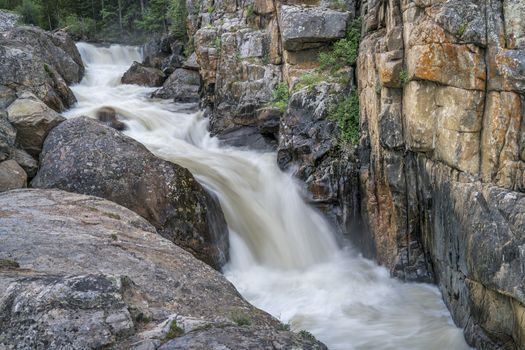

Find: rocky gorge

[0,0,524,349]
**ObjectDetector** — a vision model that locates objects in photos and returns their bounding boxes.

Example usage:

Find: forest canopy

[0,0,187,43]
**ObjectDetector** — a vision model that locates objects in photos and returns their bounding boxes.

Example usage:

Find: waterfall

[66,43,472,350]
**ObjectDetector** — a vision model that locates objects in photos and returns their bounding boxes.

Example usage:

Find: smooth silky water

[66,42,472,350]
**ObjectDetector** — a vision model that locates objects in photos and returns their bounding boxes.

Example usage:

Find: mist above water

[66,42,471,350]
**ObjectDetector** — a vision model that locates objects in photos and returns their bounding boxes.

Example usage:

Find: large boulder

[32,117,229,270]
[279,5,350,51]
[3,26,85,85]
[0,159,26,192]
[0,106,39,178]
[0,189,327,350]
[121,62,166,87]
[0,27,81,111]
[6,92,65,158]
[152,68,201,102]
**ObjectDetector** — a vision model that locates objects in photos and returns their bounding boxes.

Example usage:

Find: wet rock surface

[122,62,166,87]
[32,117,229,270]
[0,189,327,350]
[96,106,126,131]
[278,82,363,239]
[152,68,201,102]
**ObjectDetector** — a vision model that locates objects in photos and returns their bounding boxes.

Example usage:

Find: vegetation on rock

[166,320,184,339]
[319,18,361,74]
[271,82,289,113]
[329,90,360,145]
[293,73,326,92]
[231,310,252,326]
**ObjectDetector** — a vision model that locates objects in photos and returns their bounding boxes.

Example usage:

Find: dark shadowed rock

[96,106,126,130]
[0,189,327,350]
[142,34,185,75]
[32,117,229,269]
[122,62,166,87]
[277,82,363,245]
[152,68,201,102]
[0,159,27,192]
[0,110,16,162]
[12,148,38,178]
[6,92,65,158]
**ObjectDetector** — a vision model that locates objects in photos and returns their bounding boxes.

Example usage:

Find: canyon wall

[188,0,361,237]
[357,0,525,348]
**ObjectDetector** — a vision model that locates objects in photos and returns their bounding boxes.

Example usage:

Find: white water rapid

[66,42,472,350]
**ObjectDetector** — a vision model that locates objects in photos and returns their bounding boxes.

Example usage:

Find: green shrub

[319,18,361,73]
[329,91,360,145]
[231,311,252,327]
[207,5,215,13]
[15,0,42,26]
[246,4,256,21]
[298,330,316,342]
[166,320,184,339]
[277,322,291,331]
[271,82,289,112]
[213,36,221,49]
[293,73,325,92]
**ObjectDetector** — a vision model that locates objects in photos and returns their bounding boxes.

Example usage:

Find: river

[65,42,471,350]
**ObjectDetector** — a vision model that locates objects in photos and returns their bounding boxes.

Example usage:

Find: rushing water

[66,42,471,350]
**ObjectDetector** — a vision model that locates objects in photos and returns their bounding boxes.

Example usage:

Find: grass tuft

[231,311,252,326]
[166,320,184,339]
[271,82,289,112]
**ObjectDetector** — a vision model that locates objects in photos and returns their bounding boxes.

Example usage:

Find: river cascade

[66,42,472,350]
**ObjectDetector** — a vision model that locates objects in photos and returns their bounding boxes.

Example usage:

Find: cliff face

[187,0,361,237]
[358,0,525,348]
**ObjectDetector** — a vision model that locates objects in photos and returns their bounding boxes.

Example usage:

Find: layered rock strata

[357,0,525,347]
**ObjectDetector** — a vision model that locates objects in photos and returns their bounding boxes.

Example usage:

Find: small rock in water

[96,106,126,131]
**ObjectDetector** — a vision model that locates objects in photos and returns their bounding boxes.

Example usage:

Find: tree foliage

[0,0,189,43]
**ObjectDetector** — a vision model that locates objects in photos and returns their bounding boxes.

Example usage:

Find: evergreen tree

[0,0,188,43]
